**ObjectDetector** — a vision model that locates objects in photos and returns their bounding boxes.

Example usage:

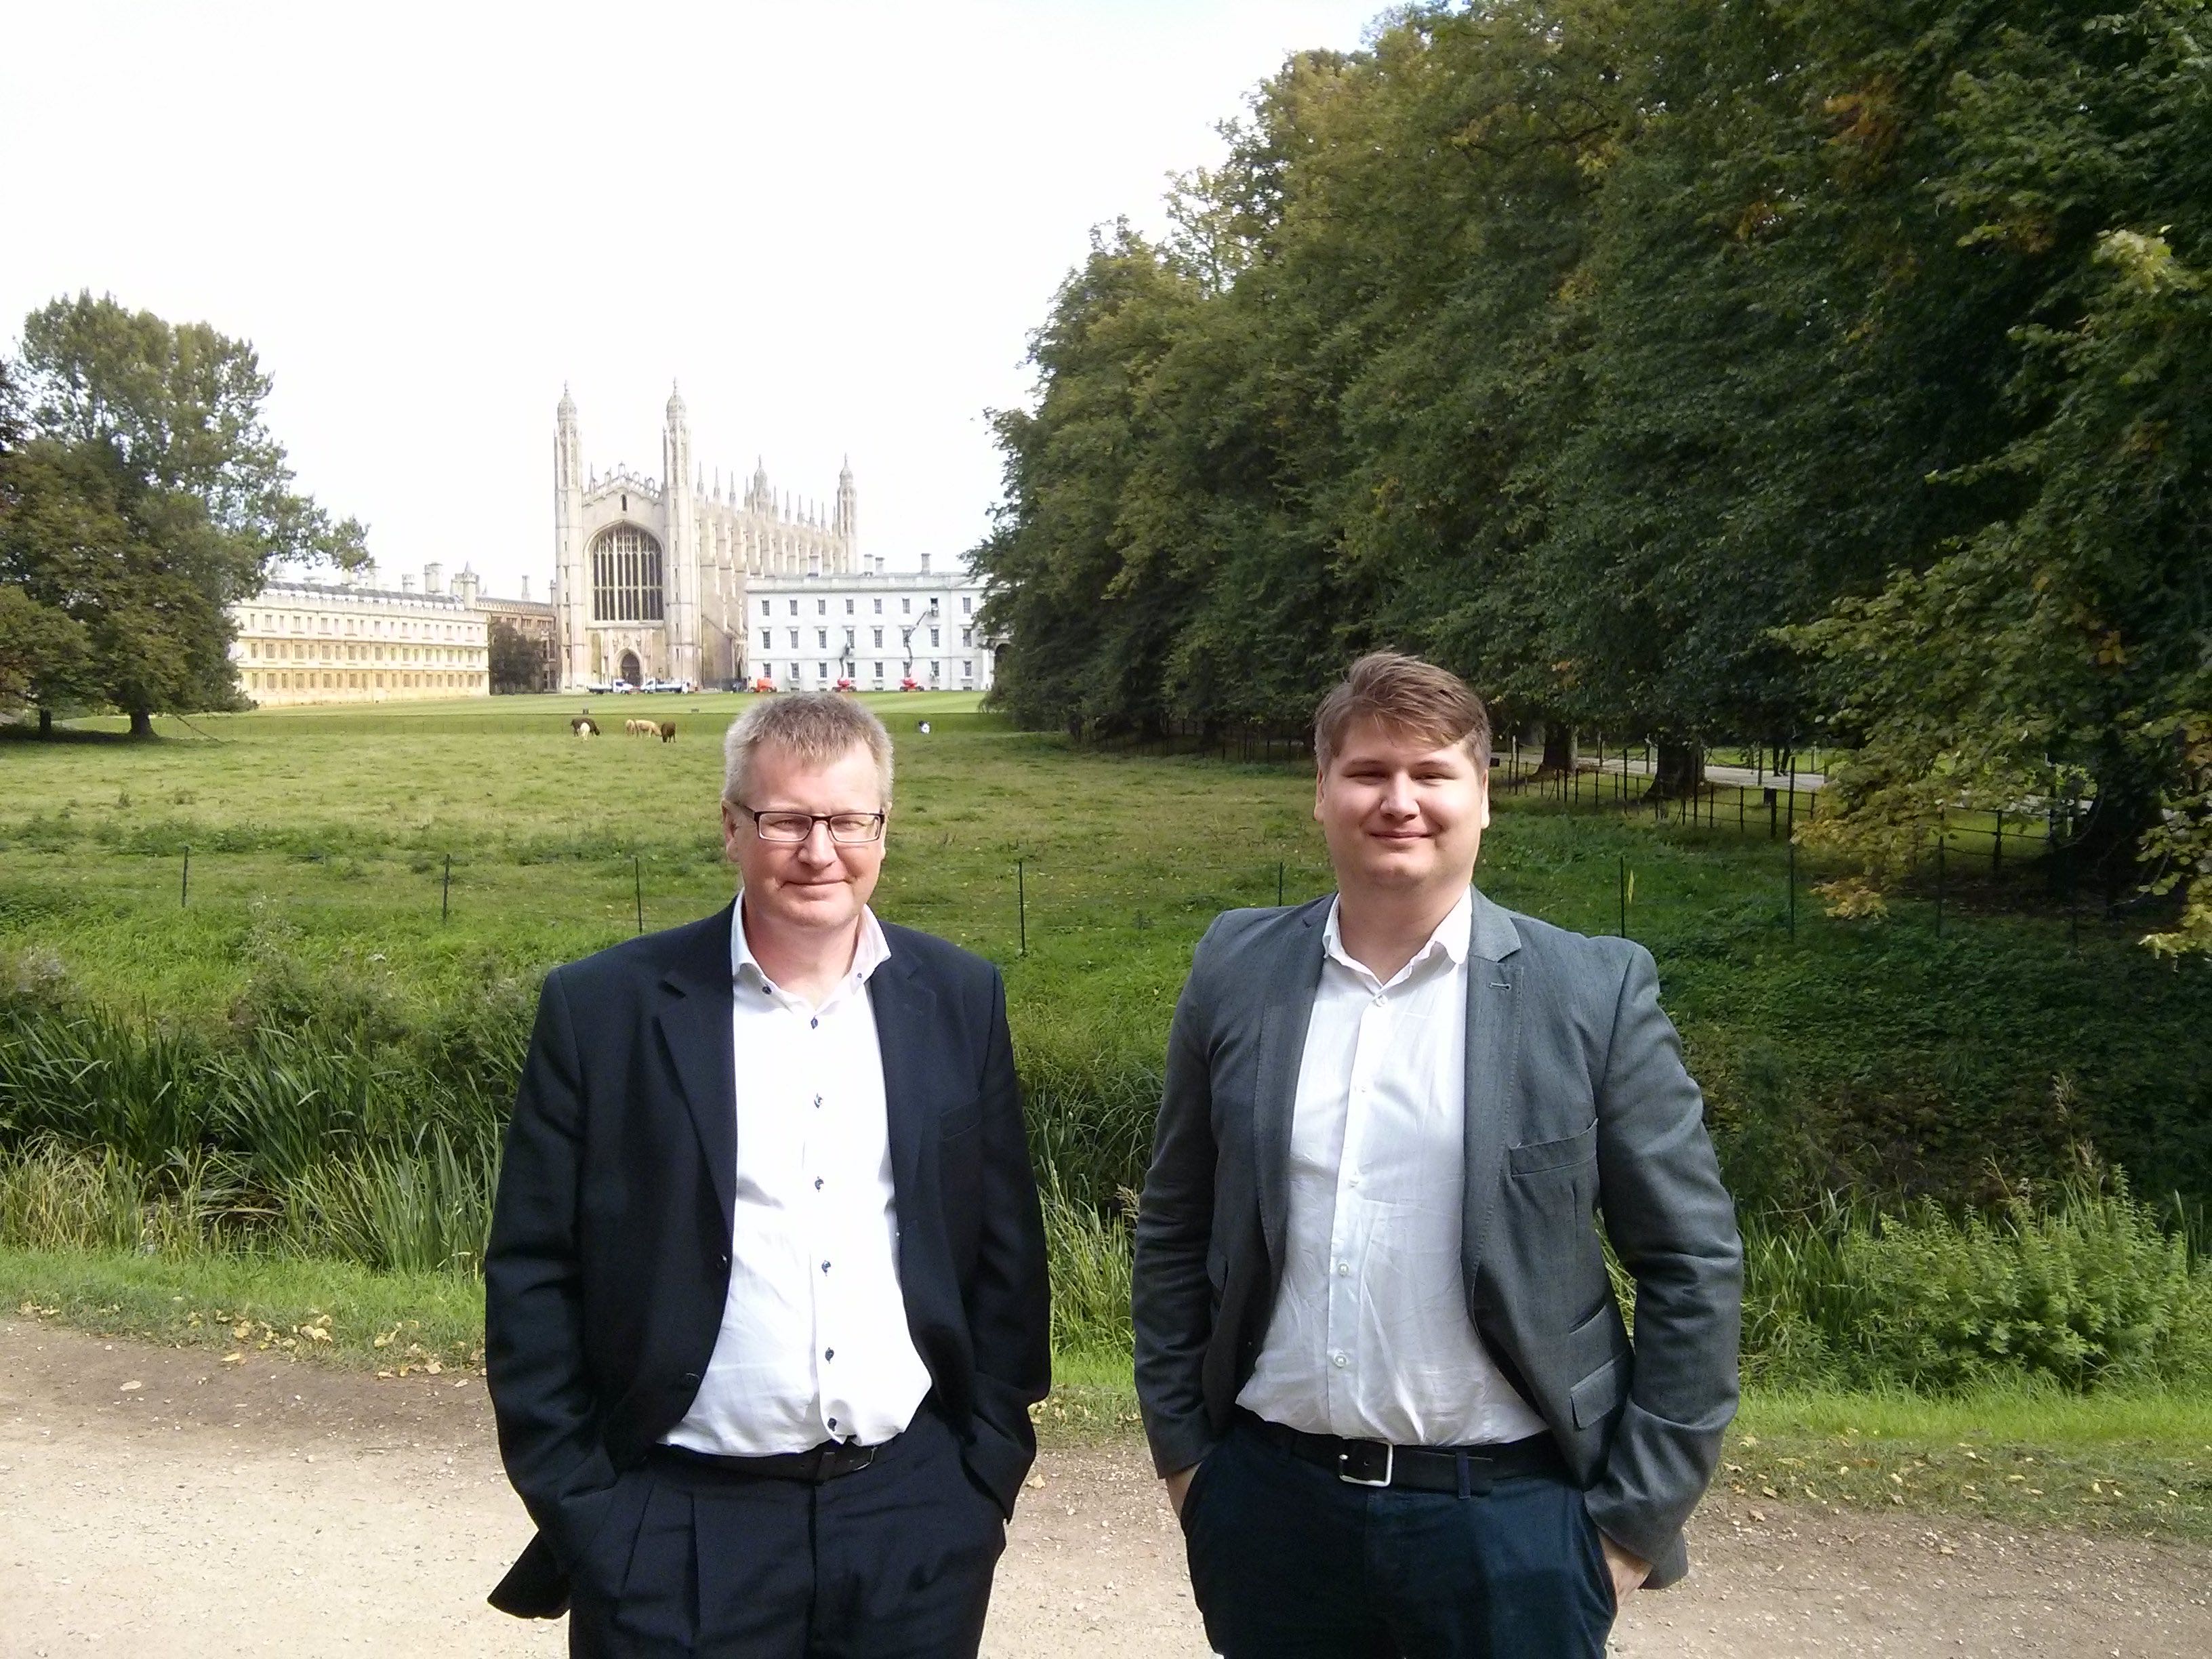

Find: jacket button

[719,1252,731,1267]
[678,1372,699,1389]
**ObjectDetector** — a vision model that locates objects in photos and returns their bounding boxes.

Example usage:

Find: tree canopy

[0,293,365,734]
[973,0,2212,954]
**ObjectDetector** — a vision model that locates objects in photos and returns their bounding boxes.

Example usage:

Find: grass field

[6,691,2209,1214]
[7,693,2212,1535]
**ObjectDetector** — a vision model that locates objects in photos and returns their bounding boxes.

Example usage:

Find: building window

[789,600,798,616]
[961,628,972,647]
[760,598,771,615]
[817,661,828,678]
[873,598,882,615]
[590,526,665,623]
[844,599,854,615]
[872,628,882,647]
[817,629,827,648]
[963,596,972,614]
[962,659,973,679]
[929,628,940,647]
[901,598,912,615]
[788,629,799,647]
[817,599,827,615]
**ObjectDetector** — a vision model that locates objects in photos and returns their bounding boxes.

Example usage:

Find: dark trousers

[1181,1417,1616,1659]
[568,1409,1006,1658]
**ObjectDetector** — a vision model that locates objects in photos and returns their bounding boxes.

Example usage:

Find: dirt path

[4,1318,2208,1657]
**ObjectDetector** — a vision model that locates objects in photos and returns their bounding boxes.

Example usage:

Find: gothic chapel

[552,385,858,688]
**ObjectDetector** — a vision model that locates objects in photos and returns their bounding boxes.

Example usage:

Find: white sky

[1,0,1387,594]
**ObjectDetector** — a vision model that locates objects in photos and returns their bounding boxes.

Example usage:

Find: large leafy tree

[0,293,364,735]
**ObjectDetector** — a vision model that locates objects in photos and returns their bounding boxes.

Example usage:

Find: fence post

[1787,838,1797,939]
[180,845,190,909]
[1935,824,1946,940]
[442,853,452,923]
[634,854,644,935]
[1786,762,1797,838]
[1992,809,2004,873]
[1277,859,1286,907]
[1017,859,1027,957]
[1618,856,1628,939]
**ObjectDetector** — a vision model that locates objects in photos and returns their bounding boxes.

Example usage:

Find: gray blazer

[1132,887,1741,1587]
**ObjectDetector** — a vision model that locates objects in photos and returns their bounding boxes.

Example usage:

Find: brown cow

[571,716,599,737]
[657,720,676,743]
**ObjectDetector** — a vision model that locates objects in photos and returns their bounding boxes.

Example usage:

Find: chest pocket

[1507,1120,1596,1177]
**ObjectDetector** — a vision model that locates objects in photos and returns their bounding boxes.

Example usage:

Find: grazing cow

[657,720,676,743]
[571,716,599,737]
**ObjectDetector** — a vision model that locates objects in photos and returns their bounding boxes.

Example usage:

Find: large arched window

[590,526,665,623]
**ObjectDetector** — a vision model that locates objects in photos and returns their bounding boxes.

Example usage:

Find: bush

[1745,1179,2212,1393]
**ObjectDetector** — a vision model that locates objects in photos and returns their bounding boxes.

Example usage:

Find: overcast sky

[2,1,1388,594]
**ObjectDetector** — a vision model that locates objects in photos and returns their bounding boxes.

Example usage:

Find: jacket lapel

[1253,900,1328,1278]
[1460,885,1525,1288]
[655,901,740,1225]
[865,945,933,1228]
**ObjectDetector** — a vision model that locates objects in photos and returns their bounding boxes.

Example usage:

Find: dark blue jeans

[1181,1418,1616,1658]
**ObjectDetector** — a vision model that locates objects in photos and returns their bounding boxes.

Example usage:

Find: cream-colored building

[552,385,858,689]
[230,564,489,706]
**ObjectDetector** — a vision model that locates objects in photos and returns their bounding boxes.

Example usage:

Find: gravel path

[4,1318,2208,1656]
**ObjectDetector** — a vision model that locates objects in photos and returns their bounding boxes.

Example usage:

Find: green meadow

[5,693,2212,1532]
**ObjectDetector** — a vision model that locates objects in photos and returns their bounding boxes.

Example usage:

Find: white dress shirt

[661,901,933,1455]
[1238,889,1548,1446]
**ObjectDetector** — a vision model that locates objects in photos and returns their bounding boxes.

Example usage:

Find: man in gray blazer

[1133,653,1740,1658]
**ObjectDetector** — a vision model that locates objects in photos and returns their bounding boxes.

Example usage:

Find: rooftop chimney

[401,574,415,593]
[423,561,445,596]
[519,574,531,602]
[920,552,932,575]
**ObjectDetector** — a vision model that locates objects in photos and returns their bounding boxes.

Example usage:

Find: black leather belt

[649,1436,885,1486]
[1237,1409,1563,1494]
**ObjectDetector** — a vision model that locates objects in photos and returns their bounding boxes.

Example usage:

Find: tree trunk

[128,708,154,738]
[37,706,52,739]
[1649,738,1705,800]
[1534,720,1577,781]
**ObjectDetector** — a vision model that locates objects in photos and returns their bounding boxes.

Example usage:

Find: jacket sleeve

[483,969,624,1569]
[1584,943,1743,1574]
[960,967,1052,1515]
[1132,919,1223,1477]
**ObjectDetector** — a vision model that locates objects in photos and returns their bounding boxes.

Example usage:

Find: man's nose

[1378,775,1420,816]
[796,821,838,860]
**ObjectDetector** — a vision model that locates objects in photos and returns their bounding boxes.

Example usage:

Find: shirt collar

[1321,887,1473,985]
[731,897,890,998]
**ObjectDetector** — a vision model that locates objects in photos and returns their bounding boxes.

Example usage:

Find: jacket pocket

[939,1100,983,1139]
[1509,1120,1597,1176]
[1570,1354,1626,1429]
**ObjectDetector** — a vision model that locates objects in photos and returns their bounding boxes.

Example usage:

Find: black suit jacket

[484,901,1050,1617]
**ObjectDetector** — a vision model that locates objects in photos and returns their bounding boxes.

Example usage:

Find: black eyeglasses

[733,805,887,844]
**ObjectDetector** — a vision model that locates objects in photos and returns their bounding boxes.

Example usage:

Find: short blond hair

[1313,652,1492,771]
[722,693,895,808]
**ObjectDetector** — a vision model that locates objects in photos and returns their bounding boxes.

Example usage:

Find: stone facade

[553,386,857,689]
[747,555,995,693]
[230,565,489,706]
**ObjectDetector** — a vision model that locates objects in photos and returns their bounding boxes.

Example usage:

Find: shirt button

[1336,1262,1350,1277]
[810,1018,819,1029]
[1347,1176,1361,1189]
[1331,1351,1349,1368]
[814,1177,824,1191]
[827,1416,838,1430]
[1372,994,1386,1008]
[813,1094,823,1109]
[824,1348,834,1361]
[821,1261,832,1273]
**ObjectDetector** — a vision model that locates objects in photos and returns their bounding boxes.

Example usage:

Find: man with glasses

[486,693,1049,1657]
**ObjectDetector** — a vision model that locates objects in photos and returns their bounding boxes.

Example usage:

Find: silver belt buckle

[1336,1441,1394,1488]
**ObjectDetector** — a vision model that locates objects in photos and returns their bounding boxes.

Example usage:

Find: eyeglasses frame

[732,804,888,845]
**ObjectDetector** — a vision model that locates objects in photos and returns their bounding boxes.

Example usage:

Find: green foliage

[975,0,2212,949]
[0,292,365,732]
[1746,1181,2212,1393]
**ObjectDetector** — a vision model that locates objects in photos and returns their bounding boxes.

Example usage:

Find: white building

[230,564,490,706]
[550,384,991,692]
[747,553,994,693]
[553,385,857,689]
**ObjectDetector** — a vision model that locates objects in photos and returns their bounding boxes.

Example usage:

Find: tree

[0,293,364,735]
